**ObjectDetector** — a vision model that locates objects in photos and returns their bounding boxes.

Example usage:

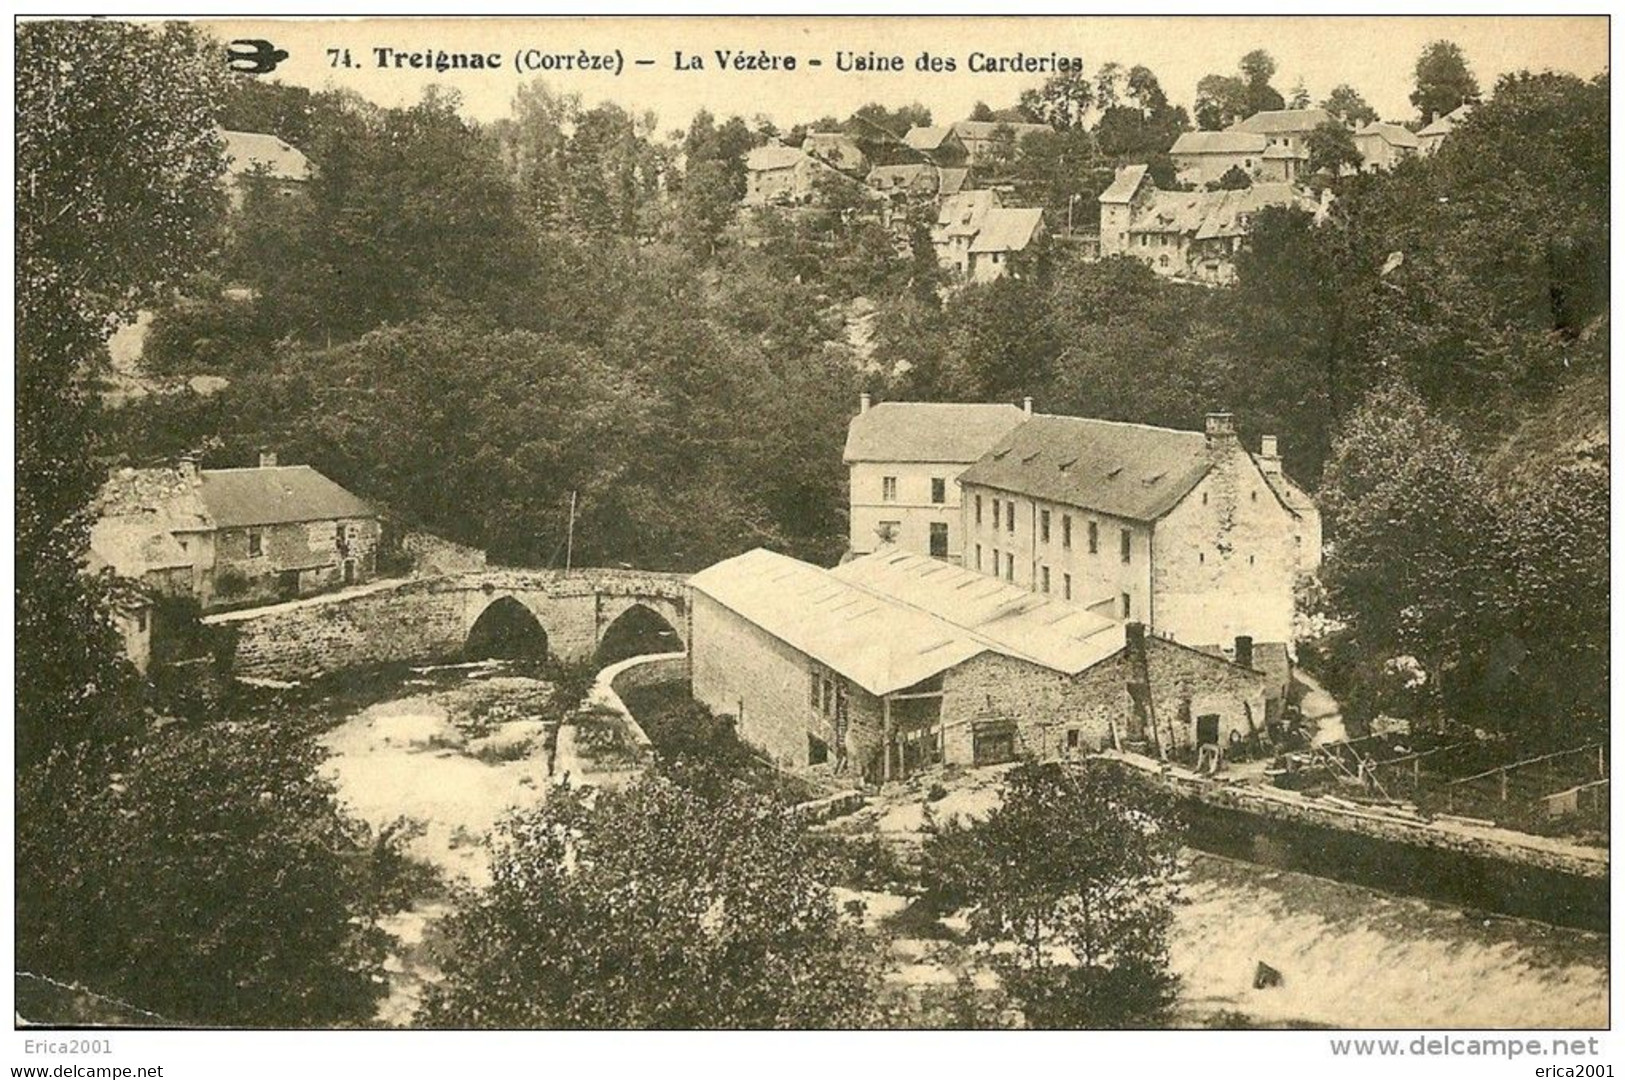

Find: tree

[1411,40,1481,123]
[969,100,997,121]
[1094,64,1192,159]
[1321,83,1380,127]
[1211,164,1253,190]
[17,722,407,1026]
[1019,66,1095,131]
[1305,119,1363,176]
[16,20,227,765]
[1289,79,1312,110]
[419,777,885,1028]
[1194,74,1248,130]
[923,763,1182,1028]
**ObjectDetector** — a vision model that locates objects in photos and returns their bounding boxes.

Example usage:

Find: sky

[197,15,1608,134]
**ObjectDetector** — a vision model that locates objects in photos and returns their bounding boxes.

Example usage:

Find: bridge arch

[595,601,684,665]
[465,595,549,660]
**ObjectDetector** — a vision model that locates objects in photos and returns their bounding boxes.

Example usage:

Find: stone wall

[203,568,690,682]
[690,591,816,767]
[939,637,1268,765]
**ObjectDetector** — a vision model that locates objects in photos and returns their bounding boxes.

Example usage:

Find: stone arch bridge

[203,568,689,683]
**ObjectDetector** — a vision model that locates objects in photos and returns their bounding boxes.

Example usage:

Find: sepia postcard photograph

[8,9,1614,1075]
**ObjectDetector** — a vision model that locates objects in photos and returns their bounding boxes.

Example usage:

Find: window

[992,497,1001,525]
[975,494,983,525]
[1120,528,1132,564]
[247,528,264,557]
[975,544,983,571]
[808,734,829,766]
[1041,566,1051,594]
[929,522,949,559]
[882,476,897,502]
[1062,514,1072,549]
[1087,520,1099,554]
[931,477,947,504]
[1251,489,1258,502]
[1005,501,1015,532]
[134,608,149,633]
[1122,592,1132,619]
[1066,729,1080,751]
[810,670,822,711]
[1004,552,1014,581]
[991,547,999,575]
[1040,510,1050,543]
[1063,573,1072,600]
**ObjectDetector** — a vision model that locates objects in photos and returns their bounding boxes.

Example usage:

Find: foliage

[1018,67,1094,131]
[1412,39,1481,123]
[16,20,226,765]
[1305,119,1363,177]
[16,723,404,1026]
[418,777,886,1028]
[1321,83,1380,127]
[922,763,1182,1028]
[1195,50,1285,129]
[1211,164,1253,190]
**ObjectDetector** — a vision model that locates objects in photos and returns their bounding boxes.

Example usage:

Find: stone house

[957,412,1318,667]
[844,395,1028,563]
[932,189,1001,275]
[966,207,1045,283]
[90,451,381,617]
[947,120,1053,167]
[866,163,943,198]
[1099,165,1315,284]
[902,125,969,167]
[1168,130,1271,187]
[221,129,312,211]
[801,131,867,173]
[744,142,841,205]
[1417,103,1471,155]
[1352,121,1421,171]
[689,547,1269,784]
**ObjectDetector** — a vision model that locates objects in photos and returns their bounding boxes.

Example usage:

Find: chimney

[258,447,278,468]
[1205,412,1236,459]
[1258,434,1282,476]
[859,391,871,415]
[1023,395,1034,417]
[177,456,199,483]
[1125,621,1145,647]
[1234,635,1255,670]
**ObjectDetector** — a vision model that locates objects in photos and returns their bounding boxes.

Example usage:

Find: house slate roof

[89,516,196,578]
[1418,103,1471,138]
[221,130,312,182]
[867,163,937,191]
[843,401,1026,464]
[958,413,1214,522]
[1262,143,1303,160]
[690,548,1126,696]
[1231,108,1332,135]
[1130,183,1306,241]
[903,125,956,151]
[936,190,999,238]
[745,143,808,172]
[802,132,866,171]
[1099,164,1149,204]
[968,207,1044,254]
[1355,121,1421,149]
[937,167,970,196]
[197,466,375,528]
[1170,130,1267,155]
[831,550,1125,675]
[691,548,993,696]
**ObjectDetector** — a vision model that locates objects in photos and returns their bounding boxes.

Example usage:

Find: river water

[316,675,1607,1029]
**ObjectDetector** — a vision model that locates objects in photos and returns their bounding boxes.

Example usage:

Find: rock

[1254,961,1283,990]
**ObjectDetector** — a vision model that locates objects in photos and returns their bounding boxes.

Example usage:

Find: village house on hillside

[1352,121,1421,171]
[689,547,1269,783]
[800,131,867,173]
[932,188,1000,275]
[903,119,1053,170]
[1170,108,1331,186]
[1099,164,1318,285]
[957,412,1318,677]
[743,140,849,205]
[966,207,1046,283]
[1417,103,1471,155]
[844,395,1028,562]
[220,128,312,210]
[90,451,380,622]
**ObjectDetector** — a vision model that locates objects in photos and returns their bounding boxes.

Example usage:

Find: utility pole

[565,490,577,571]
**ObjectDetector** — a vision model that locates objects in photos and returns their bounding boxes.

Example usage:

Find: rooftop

[745,143,808,171]
[197,465,375,528]
[1099,164,1150,204]
[1230,108,1333,135]
[1170,130,1268,155]
[1355,121,1421,149]
[690,547,1125,696]
[221,129,312,183]
[958,414,1214,521]
[903,125,956,152]
[844,401,1026,464]
[967,207,1044,254]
